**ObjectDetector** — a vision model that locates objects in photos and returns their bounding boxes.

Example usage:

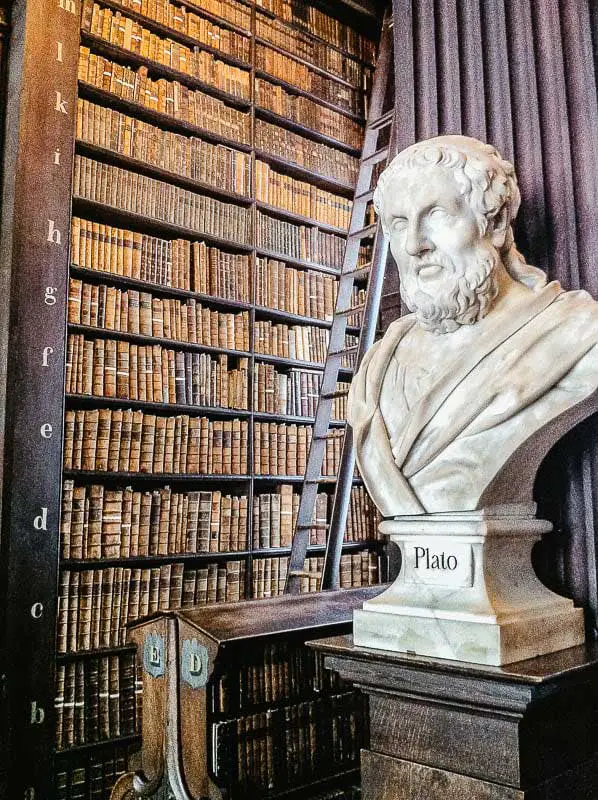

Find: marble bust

[349,135,598,664]
[348,135,598,516]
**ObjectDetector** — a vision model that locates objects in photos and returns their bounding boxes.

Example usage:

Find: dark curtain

[391,0,598,635]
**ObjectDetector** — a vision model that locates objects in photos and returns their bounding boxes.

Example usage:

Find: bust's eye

[391,217,407,232]
[429,206,449,220]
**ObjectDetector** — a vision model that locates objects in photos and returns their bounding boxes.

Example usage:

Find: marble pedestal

[354,504,584,665]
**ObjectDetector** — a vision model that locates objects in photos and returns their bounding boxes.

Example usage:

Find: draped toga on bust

[347,281,598,516]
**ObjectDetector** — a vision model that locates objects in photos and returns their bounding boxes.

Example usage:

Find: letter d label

[33,508,48,531]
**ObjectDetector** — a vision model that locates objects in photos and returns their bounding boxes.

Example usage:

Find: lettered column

[0,0,79,794]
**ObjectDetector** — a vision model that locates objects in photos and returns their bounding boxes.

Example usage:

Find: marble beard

[348,135,598,665]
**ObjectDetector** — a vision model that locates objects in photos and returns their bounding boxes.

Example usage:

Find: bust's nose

[405,220,433,256]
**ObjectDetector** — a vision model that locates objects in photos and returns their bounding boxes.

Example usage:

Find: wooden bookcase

[0,0,383,797]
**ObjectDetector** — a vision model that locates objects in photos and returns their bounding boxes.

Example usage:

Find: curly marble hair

[373,135,546,290]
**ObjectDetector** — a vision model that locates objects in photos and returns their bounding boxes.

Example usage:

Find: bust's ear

[488,205,509,248]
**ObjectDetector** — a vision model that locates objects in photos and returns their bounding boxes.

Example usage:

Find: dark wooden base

[308,636,598,800]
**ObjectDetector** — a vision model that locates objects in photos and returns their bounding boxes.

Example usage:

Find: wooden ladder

[285,8,396,595]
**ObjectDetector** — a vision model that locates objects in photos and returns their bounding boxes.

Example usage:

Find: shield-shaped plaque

[181,638,208,689]
[143,632,165,678]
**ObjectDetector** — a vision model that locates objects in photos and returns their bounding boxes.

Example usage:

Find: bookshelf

[1,0,383,797]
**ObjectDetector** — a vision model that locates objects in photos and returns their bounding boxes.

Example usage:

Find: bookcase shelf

[75,140,254,207]
[56,644,137,662]
[44,3,382,796]
[78,82,253,152]
[254,5,375,67]
[94,0,253,71]
[254,351,353,376]
[62,550,252,569]
[68,323,251,359]
[255,106,361,156]
[81,33,253,110]
[70,266,253,311]
[176,0,253,36]
[254,36,362,90]
[65,394,252,418]
[55,735,142,757]
[256,199,350,234]
[72,197,254,251]
[254,69,365,123]
[62,470,252,484]
[254,246,341,276]
[254,303,360,334]
[255,150,355,199]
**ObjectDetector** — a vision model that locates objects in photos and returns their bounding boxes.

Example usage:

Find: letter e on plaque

[404,539,473,588]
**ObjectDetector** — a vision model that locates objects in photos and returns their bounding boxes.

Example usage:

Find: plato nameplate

[403,539,474,588]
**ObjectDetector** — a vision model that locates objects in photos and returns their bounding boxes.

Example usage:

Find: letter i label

[56,41,63,62]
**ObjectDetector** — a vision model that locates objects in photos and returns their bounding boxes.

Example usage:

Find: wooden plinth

[308,635,598,799]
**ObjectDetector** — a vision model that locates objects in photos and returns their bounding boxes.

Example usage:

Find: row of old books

[77,99,252,196]
[68,281,251,350]
[71,221,251,299]
[66,335,250,409]
[254,320,328,363]
[254,77,363,149]
[255,43,363,116]
[255,160,352,229]
[255,14,368,89]
[255,0,376,62]
[61,483,250,560]
[255,256,337,319]
[82,0,252,62]
[60,482,377,561]
[112,0,252,32]
[253,421,335,476]
[63,410,249,474]
[83,4,251,99]
[213,641,343,714]
[254,320,358,366]
[71,218,187,288]
[255,119,358,184]
[250,552,380,598]
[55,750,131,800]
[212,692,365,790]
[252,485,378,549]
[78,49,252,144]
[55,654,138,750]
[73,155,252,244]
[57,562,246,652]
[255,210,345,267]
[294,553,380,595]
[253,365,348,421]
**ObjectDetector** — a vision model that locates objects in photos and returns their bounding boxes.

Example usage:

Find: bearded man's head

[373,135,547,334]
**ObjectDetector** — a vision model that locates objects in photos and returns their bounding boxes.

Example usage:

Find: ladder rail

[285,7,395,595]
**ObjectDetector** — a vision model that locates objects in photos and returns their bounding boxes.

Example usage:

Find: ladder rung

[329,345,359,357]
[306,477,337,484]
[368,109,394,130]
[296,523,329,531]
[348,223,377,240]
[337,303,365,317]
[289,570,322,579]
[354,188,375,204]
[361,147,389,167]
[343,264,371,280]
[315,430,344,441]
[321,389,350,400]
